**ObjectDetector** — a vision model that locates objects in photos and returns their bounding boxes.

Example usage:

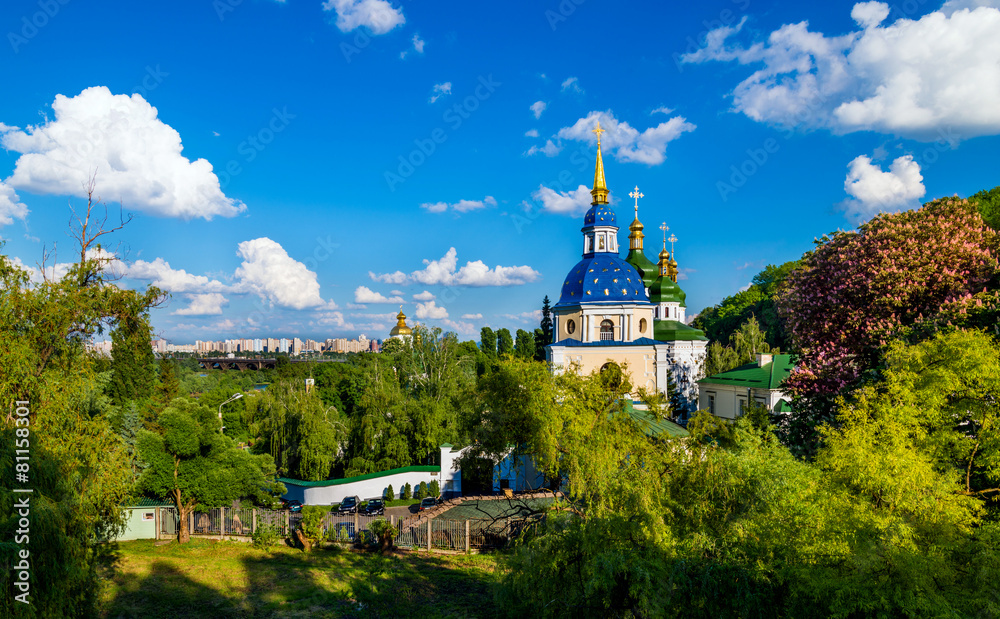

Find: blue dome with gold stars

[556,255,650,307]
[583,203,616,228]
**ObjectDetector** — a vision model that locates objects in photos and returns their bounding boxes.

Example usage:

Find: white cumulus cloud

[530,101,547,119]
[322,0,404,34]
[532,184,593,216]
[0,182,28,226]
[126,257,230,293]
[557,110,695,165]
[420,195,496,213]
[842,154,926,221]
[172,293,228,316]
[412,34,425,53]
[1,87,244,219]
[524,129,540,138]
[461,313,483,320]
[354,285,404,304]
[680,3,1000,140]
[234,238,325,309]
[370,247,540,287]
[416,300,448,319]
[412,290,435,301]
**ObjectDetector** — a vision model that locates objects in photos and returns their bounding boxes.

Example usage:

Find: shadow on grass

[101,539,498,618]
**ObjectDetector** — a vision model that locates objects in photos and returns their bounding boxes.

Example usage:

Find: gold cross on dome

[668,233,678,256]
[660,222,669,247]
[629,186,643,215]
[592,120,605,144]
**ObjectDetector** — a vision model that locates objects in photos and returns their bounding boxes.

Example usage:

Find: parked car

[362,498,385,516]
[337,495,360,514]
[419,496,437,511]
[280,499,302,513]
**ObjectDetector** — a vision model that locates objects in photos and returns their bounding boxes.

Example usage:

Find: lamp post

[218,392,243,434]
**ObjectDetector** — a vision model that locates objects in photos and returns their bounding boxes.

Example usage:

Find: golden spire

[628,185,644,250]
[658,222,670,276]
[667,234,679,283]
[590,121,609,205]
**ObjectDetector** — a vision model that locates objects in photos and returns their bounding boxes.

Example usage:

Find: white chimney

[756,353,773,367]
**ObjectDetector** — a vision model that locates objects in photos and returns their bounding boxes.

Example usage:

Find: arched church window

[600,319,614,341]
[566,319,576,335]
[639,318,647,333]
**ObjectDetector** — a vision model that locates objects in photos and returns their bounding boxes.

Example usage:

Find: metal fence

[393,517,533,551]
[159,507,291,538]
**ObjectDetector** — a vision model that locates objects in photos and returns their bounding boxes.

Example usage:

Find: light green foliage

[136,397,285,543]
[429,479,440,497]
[251,523,281,549]
[385,484,394,500]
[299,507,325,546]
[0,239,165,617]
[704,315,776,376]
[244,379,347,480]
[402,483,412,500]
[414,482,425,500]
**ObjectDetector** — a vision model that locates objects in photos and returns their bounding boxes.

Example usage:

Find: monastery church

[545,121,708,407]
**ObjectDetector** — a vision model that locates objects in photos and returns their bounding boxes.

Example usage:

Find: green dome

[649,274,686,306]
[625,249,658,289]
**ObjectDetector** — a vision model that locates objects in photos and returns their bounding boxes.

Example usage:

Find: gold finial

[628,185,645,249]
[590,120,608,205]
[668,233,677,256]
[660,222,669,247]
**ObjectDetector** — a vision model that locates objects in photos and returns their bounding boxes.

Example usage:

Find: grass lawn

[98,538,502,618]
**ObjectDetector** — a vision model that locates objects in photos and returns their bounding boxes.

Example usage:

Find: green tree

[108,310,156,407]
[703,316,775,376]
[429,479,440,497]
[480,326,497,358]
[970,185,1000,231]
[497,328,513,358]
[156,356,180,404]
[514,328,535,360]
[539,295,553,344]
[385,484,394,501]
[402,482,412,500]
[136,397,285,543]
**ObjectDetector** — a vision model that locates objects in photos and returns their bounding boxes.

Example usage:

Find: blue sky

[1,0,998,343]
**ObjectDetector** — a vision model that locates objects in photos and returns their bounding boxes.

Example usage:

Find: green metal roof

[653,320,708,342]
[128,497,174,508]
[279,464,440,488]
[775,398,793,413]
[622,401,690,438]
[625,248,658,289]
[649,274,687,306]
[698,354,796,389]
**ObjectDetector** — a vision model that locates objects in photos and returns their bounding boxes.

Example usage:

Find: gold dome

[389,308,412,337]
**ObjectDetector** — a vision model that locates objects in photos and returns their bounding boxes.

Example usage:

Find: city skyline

[2,0,999,342]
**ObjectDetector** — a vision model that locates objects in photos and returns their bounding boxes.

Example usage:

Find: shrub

[385,484,394,501]
[414,482,425,500]
[251,523,280,549]
[299,507,325,548]
[402,482,412,500]
[369,518,396,552]
[429,479,440,498]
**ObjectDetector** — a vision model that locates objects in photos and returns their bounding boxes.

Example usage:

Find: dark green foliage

[514,329,535,360]
[414,481,426,500]
[156,357,180,405]
[540,295,553,345]
[497,328,513,358]
[429,479,440,497]
[136,397,285,543]
[108,312,156,407]
[533,328,547,362]
[402,483,412,500]
[480,327,497,357]
[692,260,799,350]
[704,316,776,376]
[385,484,394,500]
[970,185,1000,231]
[251,523,281,549]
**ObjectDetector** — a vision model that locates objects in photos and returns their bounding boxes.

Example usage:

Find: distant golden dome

[389,309,412,337]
